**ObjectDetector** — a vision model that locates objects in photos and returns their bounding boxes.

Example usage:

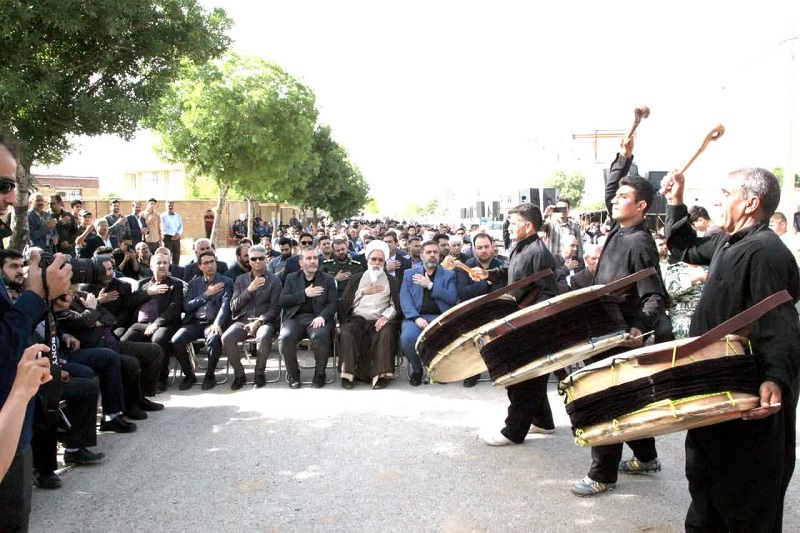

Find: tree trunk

[210,182,229,245]
[9,160,33,252]
[312,207,318,226]
[246,196,253,242]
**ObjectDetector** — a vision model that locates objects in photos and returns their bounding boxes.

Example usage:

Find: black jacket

[487,233,558,304]
[128,275,184,328]
[279,270,337,322]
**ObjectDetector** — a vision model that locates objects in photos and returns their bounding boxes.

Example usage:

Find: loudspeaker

[646,171,668,215]
[518,188,540,206]
[491,201,501,220]
[603,163,640,181]
[460,208,467,219]
[476,201,486,218]
[542,187,559,207]
[467,207,474,219]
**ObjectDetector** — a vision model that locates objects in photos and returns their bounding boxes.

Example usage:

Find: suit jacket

[128,275,184,328]
[399,265,458,319]
[568,267,595,291]
[385,253,412,286]
[183,273,233,327]
[126,214,147,244]
[455,256,504,302]
[230,271,281,326]
[81,277,133,329]
[139,263,185,281]
[80,233,118,259]
[279,270,337,322]
[183,259,228,282]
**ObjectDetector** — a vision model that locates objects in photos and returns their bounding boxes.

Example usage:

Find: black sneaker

[201,374,216,390]
[254,373,266,388]
[64,448,106,466]
[373,378,389,390]
[341,379,354,389]
[463,375,479,388]
[126,404,148,421]
[231,375,246,391]
[409,372,423,387]
[311,374,326,389]
[289,377,301,389]
[139,398,164,412]
[34,472,61,489]
[179,375,197,391]
[100,416,137,433]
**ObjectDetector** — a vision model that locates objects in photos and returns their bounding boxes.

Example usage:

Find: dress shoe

[126,404,148,421]
[231,375,247,391]
[100,416,137,433]
[341,379,354,389]
[34,472,61,489]
[254,373,266,388]
[311,376,325,389]
[64,448,106,466]
[463,375,479,388]
[409,372,423,387]
[156,379,168,393]
[179,375,197,391]
[372,378,389,390]
[201,373,216,390]
[289,377,301,389]
[139,398,164,412]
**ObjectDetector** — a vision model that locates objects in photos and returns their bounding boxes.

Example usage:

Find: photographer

[49,194,80,256]
[111,235,139,279]
[0,131,72,531]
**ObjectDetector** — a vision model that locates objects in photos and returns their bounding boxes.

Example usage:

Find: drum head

[426,334,488,383]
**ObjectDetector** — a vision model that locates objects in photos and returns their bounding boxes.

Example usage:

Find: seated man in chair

[338,241,401,390]
[278,246,337,389]
[399,240,458,386]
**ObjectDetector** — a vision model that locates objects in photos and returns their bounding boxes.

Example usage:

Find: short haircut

[70,199,83,208]
[731,168,781,219]
[689,206,711,223]
[472,232,493,246]
[238,238,253,246]
[363,235,375,243]
[0,131,19,161]
[120,234,131,241]
[94,218,108,228]
[194,238,211,249]
[248,245,267,255]
[618,176,655,212]
[49,194,63,203]
[508,203,543,231]
[235,244,249,257]
[318,234,331,243]
[332,238,348,248]
[771,212,787,224]
[94,246,113,256]
[583,243,602,258]
[421,240,439,252]
[278,237,292,247]
[110,199,120,205]
[198,250,216,264]
[557,198,571,207]
[299,232,314,242]
[299,246,317,258]
[653,233,666,241]
[148,198,157,203]
[23,247,43,263]
[432,233,449,243]
[382,231,397,243]
[0,249,23,268]
[408,236,422,244]
[155,246,172,258]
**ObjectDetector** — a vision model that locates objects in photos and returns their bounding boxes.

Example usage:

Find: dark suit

[554,254,586,293]
[222,272,282,379]
[455,257,504,302]
[171,273,233,379]
[79,233,119,259]
[385,252,412,286]
[278,270,337,382]
[126,214,147,244]
[568,267,595,291]
[183,259,228,282]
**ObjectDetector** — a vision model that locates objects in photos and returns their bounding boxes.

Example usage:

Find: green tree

[289,125,369,223]
[544,171,586,207]
[0,0,230,250]
[772,167,800,189]
[148,53,318,242]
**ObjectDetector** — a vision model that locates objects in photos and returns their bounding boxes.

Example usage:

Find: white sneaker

[482,430,518,446]
[528,425,555,435]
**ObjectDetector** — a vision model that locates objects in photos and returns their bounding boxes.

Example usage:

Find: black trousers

[500,374,554,443]
[122,323,178,383]
[115,340,164,397]
[163,237,181,265]
[587,438,658,484]
[0,445,31,533]
[278,314,331,381]
[684,384,797,532]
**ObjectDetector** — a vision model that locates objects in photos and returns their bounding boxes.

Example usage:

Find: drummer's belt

[564,354,759,430]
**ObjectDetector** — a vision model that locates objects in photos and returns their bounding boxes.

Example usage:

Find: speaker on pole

[542,188,559,207]
[492,201,501,220]
[645,171,668,215]
[476,201,486,218]
[518,188,540,206]
[460,208,467,219]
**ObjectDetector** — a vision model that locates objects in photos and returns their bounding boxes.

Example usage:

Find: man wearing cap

[338,240,401,390]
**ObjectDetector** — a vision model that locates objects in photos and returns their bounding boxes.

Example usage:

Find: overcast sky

[38,0,798,212]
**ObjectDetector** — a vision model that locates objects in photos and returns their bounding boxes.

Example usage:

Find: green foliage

[288,125,370,222]
[363,198,380,214]
[544,171,586,207]
[147,53,319,239]
[772,167,800,189]
[580,199,606,211]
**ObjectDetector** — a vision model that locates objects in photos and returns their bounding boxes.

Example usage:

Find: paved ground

[28,351,800,533]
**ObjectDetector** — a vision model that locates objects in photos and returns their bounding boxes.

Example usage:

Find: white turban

[365,240,389,262]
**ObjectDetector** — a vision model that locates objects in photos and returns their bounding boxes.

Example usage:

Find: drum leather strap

[486,267,657,338]
[638,290,793,365]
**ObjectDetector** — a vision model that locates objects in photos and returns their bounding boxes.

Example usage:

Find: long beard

[367,268,382,283]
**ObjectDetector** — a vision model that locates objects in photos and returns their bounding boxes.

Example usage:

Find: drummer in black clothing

[470,203,559,445]
[571,135,672,497]
[663,166,800,532]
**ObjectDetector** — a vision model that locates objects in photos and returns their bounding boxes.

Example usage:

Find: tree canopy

[147,53,319,241]
[0,0,231,249]
[544,170,586,207]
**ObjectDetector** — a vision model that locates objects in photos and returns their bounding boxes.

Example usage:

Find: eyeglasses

[249,256,266,261]
[300,241,313,245]
[0,178,16,194]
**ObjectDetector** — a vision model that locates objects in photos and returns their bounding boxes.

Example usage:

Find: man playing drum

[571,136,672,497]
[471,203,559,445]
[663,166,800,531]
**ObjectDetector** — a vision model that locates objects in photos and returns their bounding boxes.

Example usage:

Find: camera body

[39,253,110,286]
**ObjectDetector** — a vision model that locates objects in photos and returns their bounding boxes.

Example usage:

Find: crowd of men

[2,125,800,531]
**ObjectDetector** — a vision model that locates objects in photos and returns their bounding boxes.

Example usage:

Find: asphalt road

[29,358,800,533]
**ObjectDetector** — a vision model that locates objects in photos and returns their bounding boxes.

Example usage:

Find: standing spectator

[160,200,183,265]
[27,193,57,253]
[104,199,130,242]
[49,194,79,255]
[142,198,161,254]
[204,209,214,239]
[126,201,147,245]
[69,199,83,219]
[794,205,800,235]
[543,199,583,259]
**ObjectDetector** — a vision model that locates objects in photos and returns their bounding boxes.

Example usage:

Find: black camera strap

[40,265,61,411]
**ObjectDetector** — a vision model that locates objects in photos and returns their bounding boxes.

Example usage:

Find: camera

[39,253,110,285]
[552,206,567,213]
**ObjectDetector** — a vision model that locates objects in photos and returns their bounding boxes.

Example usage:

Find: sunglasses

[0,177,16,194]
[249,256,266,261]
[300,241,313,245]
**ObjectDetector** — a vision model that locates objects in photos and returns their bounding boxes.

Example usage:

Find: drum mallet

[681,124,725,175]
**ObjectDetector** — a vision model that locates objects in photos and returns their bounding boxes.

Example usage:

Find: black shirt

[297,276,315,316]
[419,269,439,315]
[487,233,558,304]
